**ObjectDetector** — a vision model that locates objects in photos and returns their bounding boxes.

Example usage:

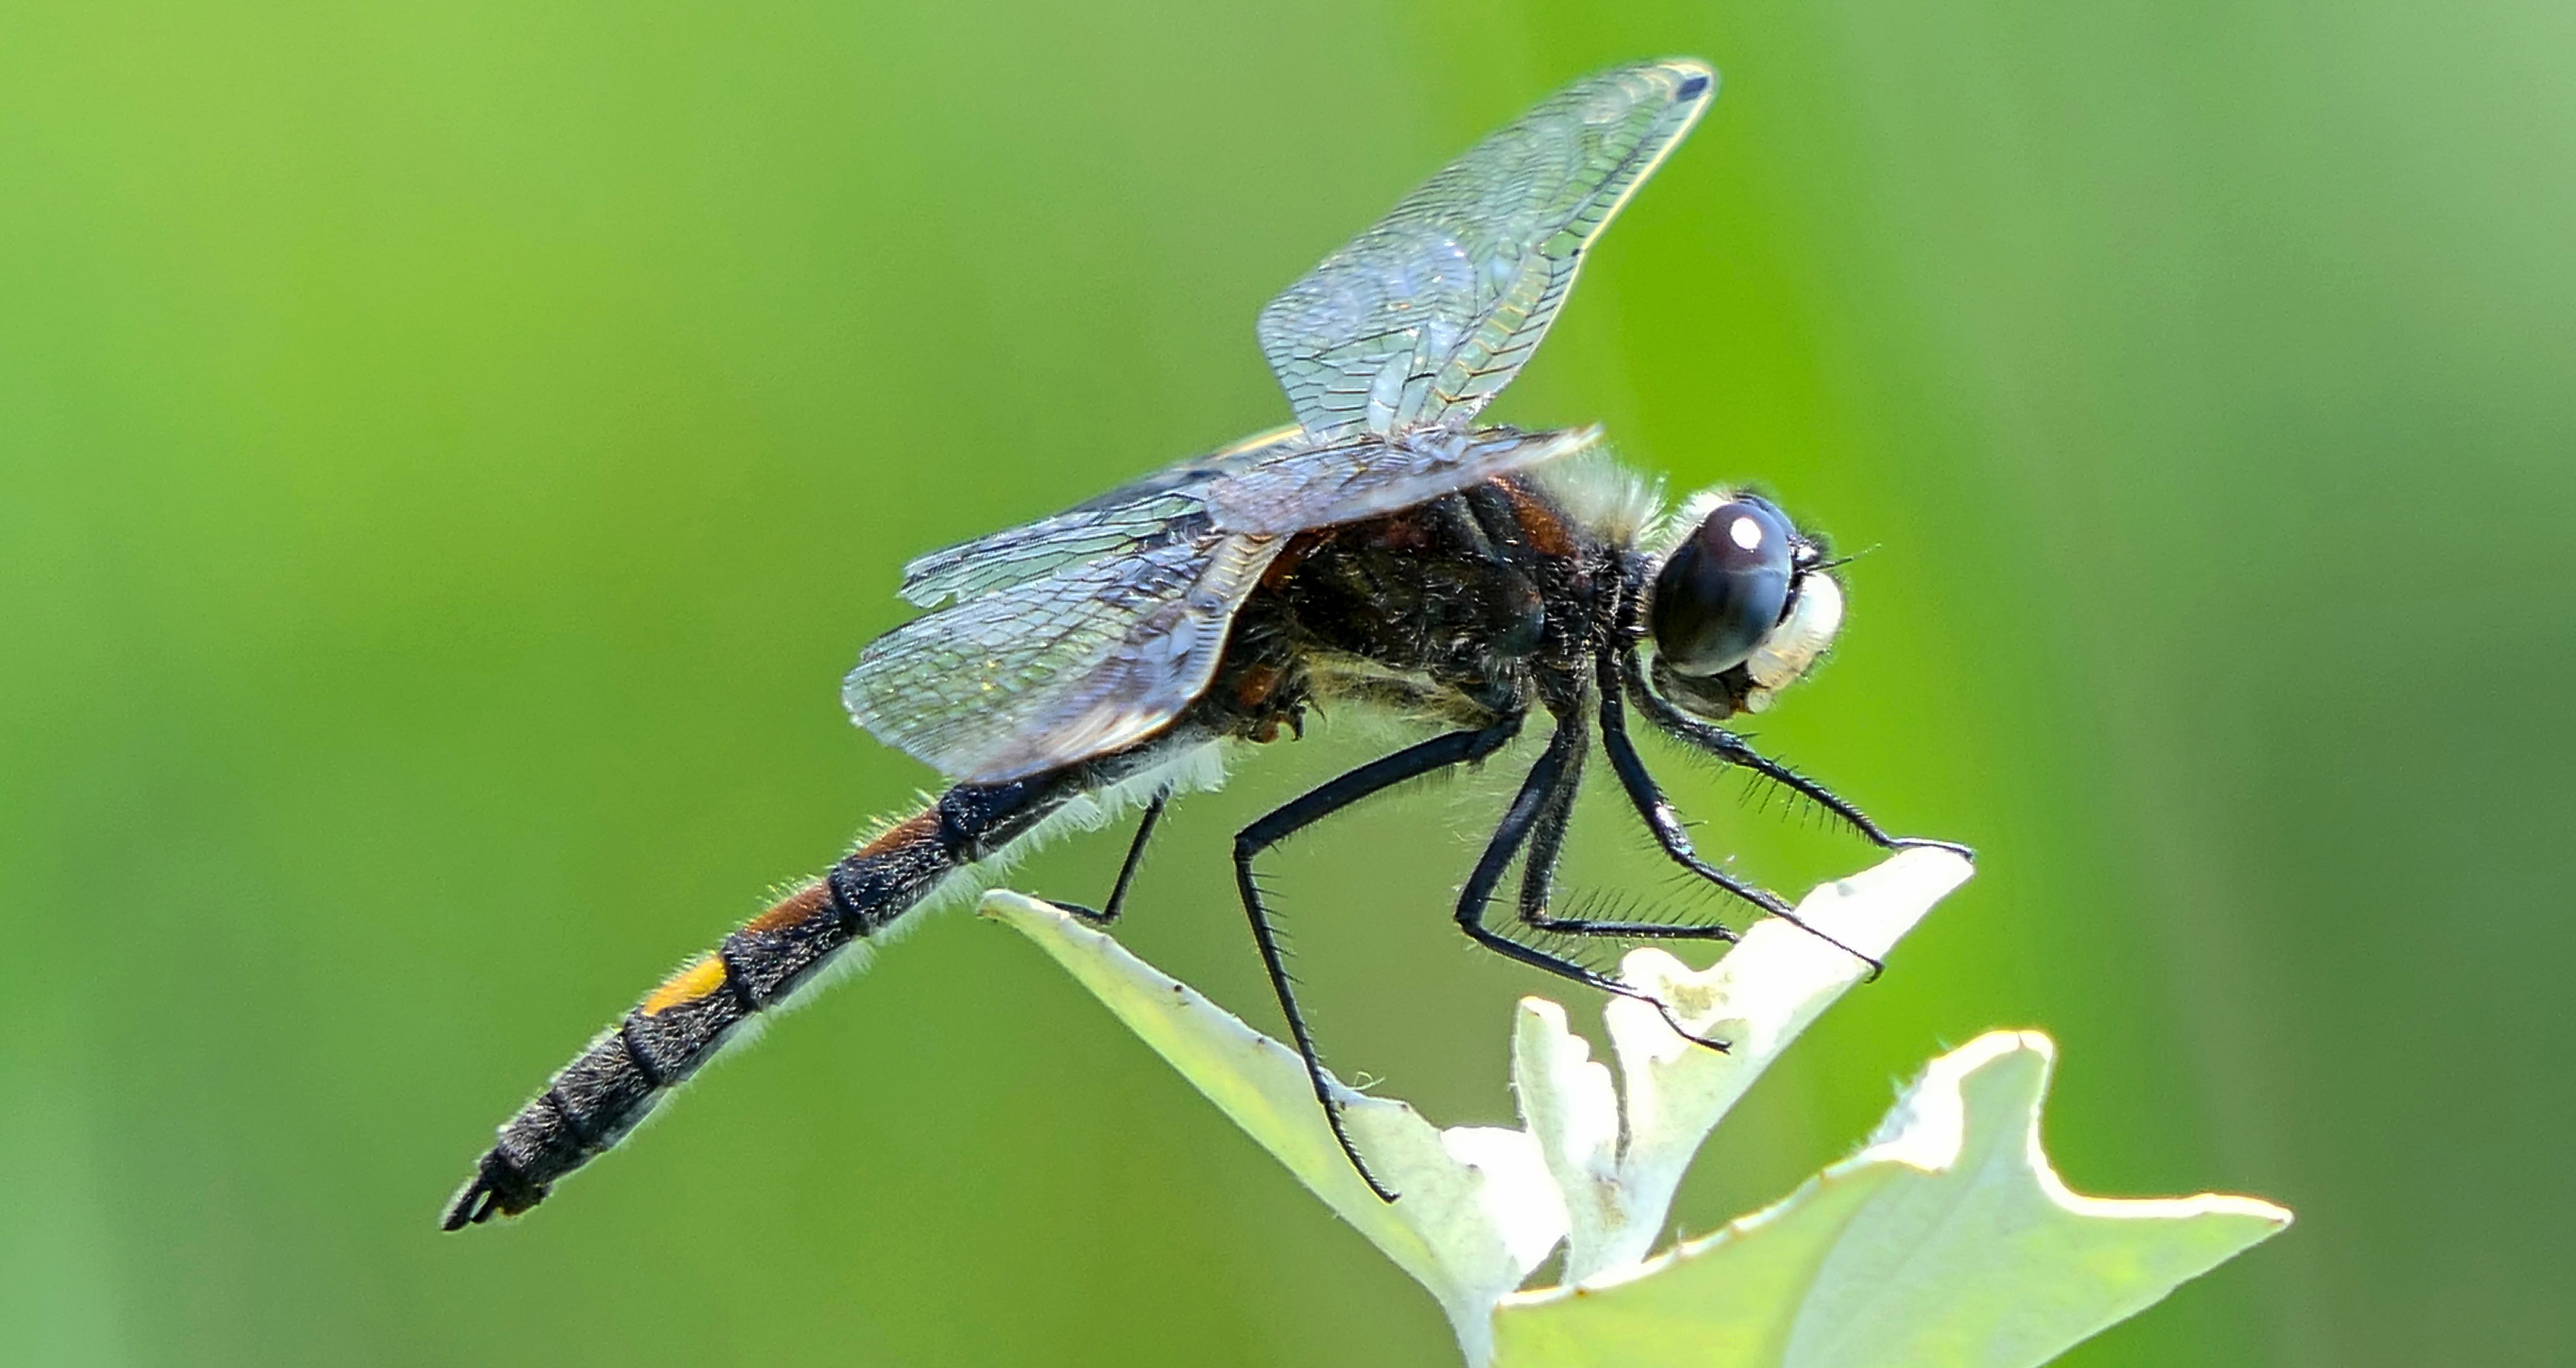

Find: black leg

[1618,652,1973,861]
[1513,714,1737,943]
[1053,790,1169,927]
[1456,714,1734,1052]
[1235,720,1522,1202]
[1514,726,1580,926]
[1595,653,1885,974]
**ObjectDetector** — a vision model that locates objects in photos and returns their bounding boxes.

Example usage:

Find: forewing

[855,423,1598,779]
[1256,59,1713,441]
[853,413,1603,781]
[845,528,1282,783]
[1204,424,1600,535]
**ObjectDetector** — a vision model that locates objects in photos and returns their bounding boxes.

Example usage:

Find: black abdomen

[440,776,1077,1229]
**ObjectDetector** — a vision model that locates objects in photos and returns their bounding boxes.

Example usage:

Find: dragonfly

[442,56,1963,1228]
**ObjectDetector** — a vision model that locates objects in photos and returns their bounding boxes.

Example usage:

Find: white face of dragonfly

[1740,569,1842,710]
[1648,492,1845,716]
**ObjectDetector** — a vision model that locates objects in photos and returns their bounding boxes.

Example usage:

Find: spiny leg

[1618,651,1972,861]
[1456,712,1733,1051]
[1594,653,1884,975]
[1052,790,1169,927]
[1514,727,1580,922]
[1234,720,1522,1202]
[1515,727,1738,944]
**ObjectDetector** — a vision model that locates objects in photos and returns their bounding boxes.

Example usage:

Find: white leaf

[1489,1032,2291,1367]
[1539,848,1975,1281]
[980,892,1565,1363]
[982,848,2287,1368]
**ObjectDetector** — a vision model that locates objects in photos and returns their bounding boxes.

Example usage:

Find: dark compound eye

[1651,497,1796,676]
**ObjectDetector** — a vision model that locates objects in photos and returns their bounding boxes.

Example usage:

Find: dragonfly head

[1645,492,1843,718]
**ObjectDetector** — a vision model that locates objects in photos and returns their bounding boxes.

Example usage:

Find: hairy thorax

[1200,478,1619,742]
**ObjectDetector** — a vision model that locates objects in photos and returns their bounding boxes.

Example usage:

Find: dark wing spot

[1677,72,1710,100]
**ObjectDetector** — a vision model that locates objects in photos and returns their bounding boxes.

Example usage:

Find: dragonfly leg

[1233,720,1521,1203]
[1618,651,1974,862]
[1513,724,1738,944]
[1595,654,1884,977]
[1455,713,1736,1054]
[1052,790,1169,927]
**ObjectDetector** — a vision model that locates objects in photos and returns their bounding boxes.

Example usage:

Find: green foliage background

[3,1,2567,1364]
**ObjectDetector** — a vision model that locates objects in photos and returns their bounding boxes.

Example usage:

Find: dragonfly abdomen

[439,775,1081,1229]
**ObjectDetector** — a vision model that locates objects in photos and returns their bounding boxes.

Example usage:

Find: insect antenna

[1809,543,1880,575]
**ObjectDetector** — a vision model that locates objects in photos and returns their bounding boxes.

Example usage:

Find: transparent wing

[1204,423,1599,534]
[1256,58,1713,441]
[896,426,1301,608]
[896,490,1206,609]
[847,425,1598,780]
[846,529,1281,783]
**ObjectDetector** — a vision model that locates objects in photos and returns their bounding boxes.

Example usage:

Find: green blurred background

[4,0,2569,1363]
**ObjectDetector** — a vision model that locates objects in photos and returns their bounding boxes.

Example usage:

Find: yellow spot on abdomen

[642,956,728,1015]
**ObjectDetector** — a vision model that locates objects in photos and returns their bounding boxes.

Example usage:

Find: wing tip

[1645,57,1718,107]
[1657,57,1717,89]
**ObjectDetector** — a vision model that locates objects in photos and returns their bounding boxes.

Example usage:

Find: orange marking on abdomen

[854,810,941,859]
[743,882,833,934]
[641,956,729,1016]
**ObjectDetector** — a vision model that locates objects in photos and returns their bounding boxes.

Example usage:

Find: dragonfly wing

[853,423,1597,779]
[896,490,1206,609]
[847,524,1282,783]
[1256,59,1713,441]
[1205,423,1600,534]
[896,426,1302,608]
[853,422,1604,781]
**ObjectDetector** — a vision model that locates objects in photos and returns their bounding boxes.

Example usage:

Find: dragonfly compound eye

[1651,497,1796,677]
